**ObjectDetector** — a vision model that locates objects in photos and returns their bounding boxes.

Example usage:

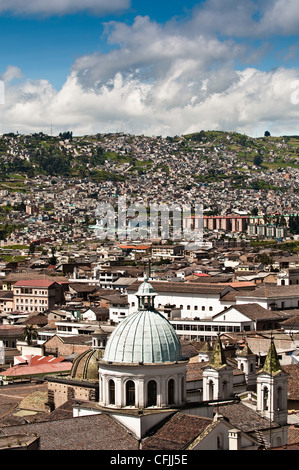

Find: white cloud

[0,0,130,16]
[1,64,299,138]
[181,0,299,38]
[1,7,299,138]
[0,65,23,83]
[257,0,299,36]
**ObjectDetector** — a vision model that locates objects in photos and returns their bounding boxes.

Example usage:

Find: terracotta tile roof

[0,325,24,338]
[282,364,299,400]
[0,413,139,450]
[236,284,299,298]
[69,283,97,292]
[142,412,212,450]
[281,315,299,326]
[223,303,287,320]
[127,281,231,295]
[286,425,299,446]
[186,361,207,381]
[13,280,56,288]
[215,402,280,433]
[3,273,69,283]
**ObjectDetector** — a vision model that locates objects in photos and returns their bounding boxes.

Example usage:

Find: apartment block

[13,280,64,313]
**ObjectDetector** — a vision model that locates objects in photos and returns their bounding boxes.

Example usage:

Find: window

[263,386,269,410]
[168,379,175,405]
[109,379,115,405]
[126,380,135,406]
[217,433,224,450]
[208,380,214,400]
[147,380,157,407]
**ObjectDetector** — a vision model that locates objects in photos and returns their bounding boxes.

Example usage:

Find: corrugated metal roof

[0,361,72,378]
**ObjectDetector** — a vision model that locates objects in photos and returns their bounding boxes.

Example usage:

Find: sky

[0,0,299,137]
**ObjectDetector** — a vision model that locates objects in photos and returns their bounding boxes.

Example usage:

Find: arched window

[273,436,282,447]
[263,386,269,410]
[109,379,115,405]
[126,380,135,406]
[217,433,224,450]
[147,380,157,407]
[168,379,175,405]
[208,379,214,400]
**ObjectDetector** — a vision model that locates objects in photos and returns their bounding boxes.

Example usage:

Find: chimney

[228,429,241,451]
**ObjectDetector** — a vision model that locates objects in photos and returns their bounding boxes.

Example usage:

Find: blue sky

[0,0,299,137]
[0,1,203,88]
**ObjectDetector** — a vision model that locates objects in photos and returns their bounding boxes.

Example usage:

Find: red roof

[13,280,56,287]
[193,273,210,277]
[14,355,67,366]
[0,359,72,378]
[119,245,151,250]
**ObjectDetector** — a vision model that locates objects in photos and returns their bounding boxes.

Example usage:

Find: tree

[49,246,57,265]
[264,131,271,137]
[22,324,38,346]
[253,154,263,166]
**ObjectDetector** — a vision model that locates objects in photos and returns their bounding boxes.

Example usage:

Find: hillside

[0,130,299,196]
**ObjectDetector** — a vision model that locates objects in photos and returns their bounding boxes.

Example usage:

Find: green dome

[70,348,103,380]
[103,309,183,364]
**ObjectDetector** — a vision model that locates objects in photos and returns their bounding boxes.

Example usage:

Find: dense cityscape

[1,0,299,457]
[0,130,298,452]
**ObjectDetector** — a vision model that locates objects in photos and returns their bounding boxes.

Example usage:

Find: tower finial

[209,334,227,369]
[263,336,281,375]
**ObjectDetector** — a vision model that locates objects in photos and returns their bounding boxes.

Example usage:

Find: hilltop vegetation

[1,130,299,186]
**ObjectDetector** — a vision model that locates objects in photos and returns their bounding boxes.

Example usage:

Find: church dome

[137,279,156,295]
[70,348,103,380]
[103,309,183,364]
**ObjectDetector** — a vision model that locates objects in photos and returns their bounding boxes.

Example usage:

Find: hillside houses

[1,132,299,250]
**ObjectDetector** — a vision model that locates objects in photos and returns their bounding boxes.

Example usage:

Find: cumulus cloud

[0,65,23,83]
[1,64,299,138]
[0,0,130,16]
[1,4,299,137]
[184,0,299,39]
[72,15,243,96]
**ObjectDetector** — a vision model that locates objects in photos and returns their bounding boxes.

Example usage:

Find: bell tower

[236,341,256,391]
[202,335,234,402]
[256,337,288,426]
